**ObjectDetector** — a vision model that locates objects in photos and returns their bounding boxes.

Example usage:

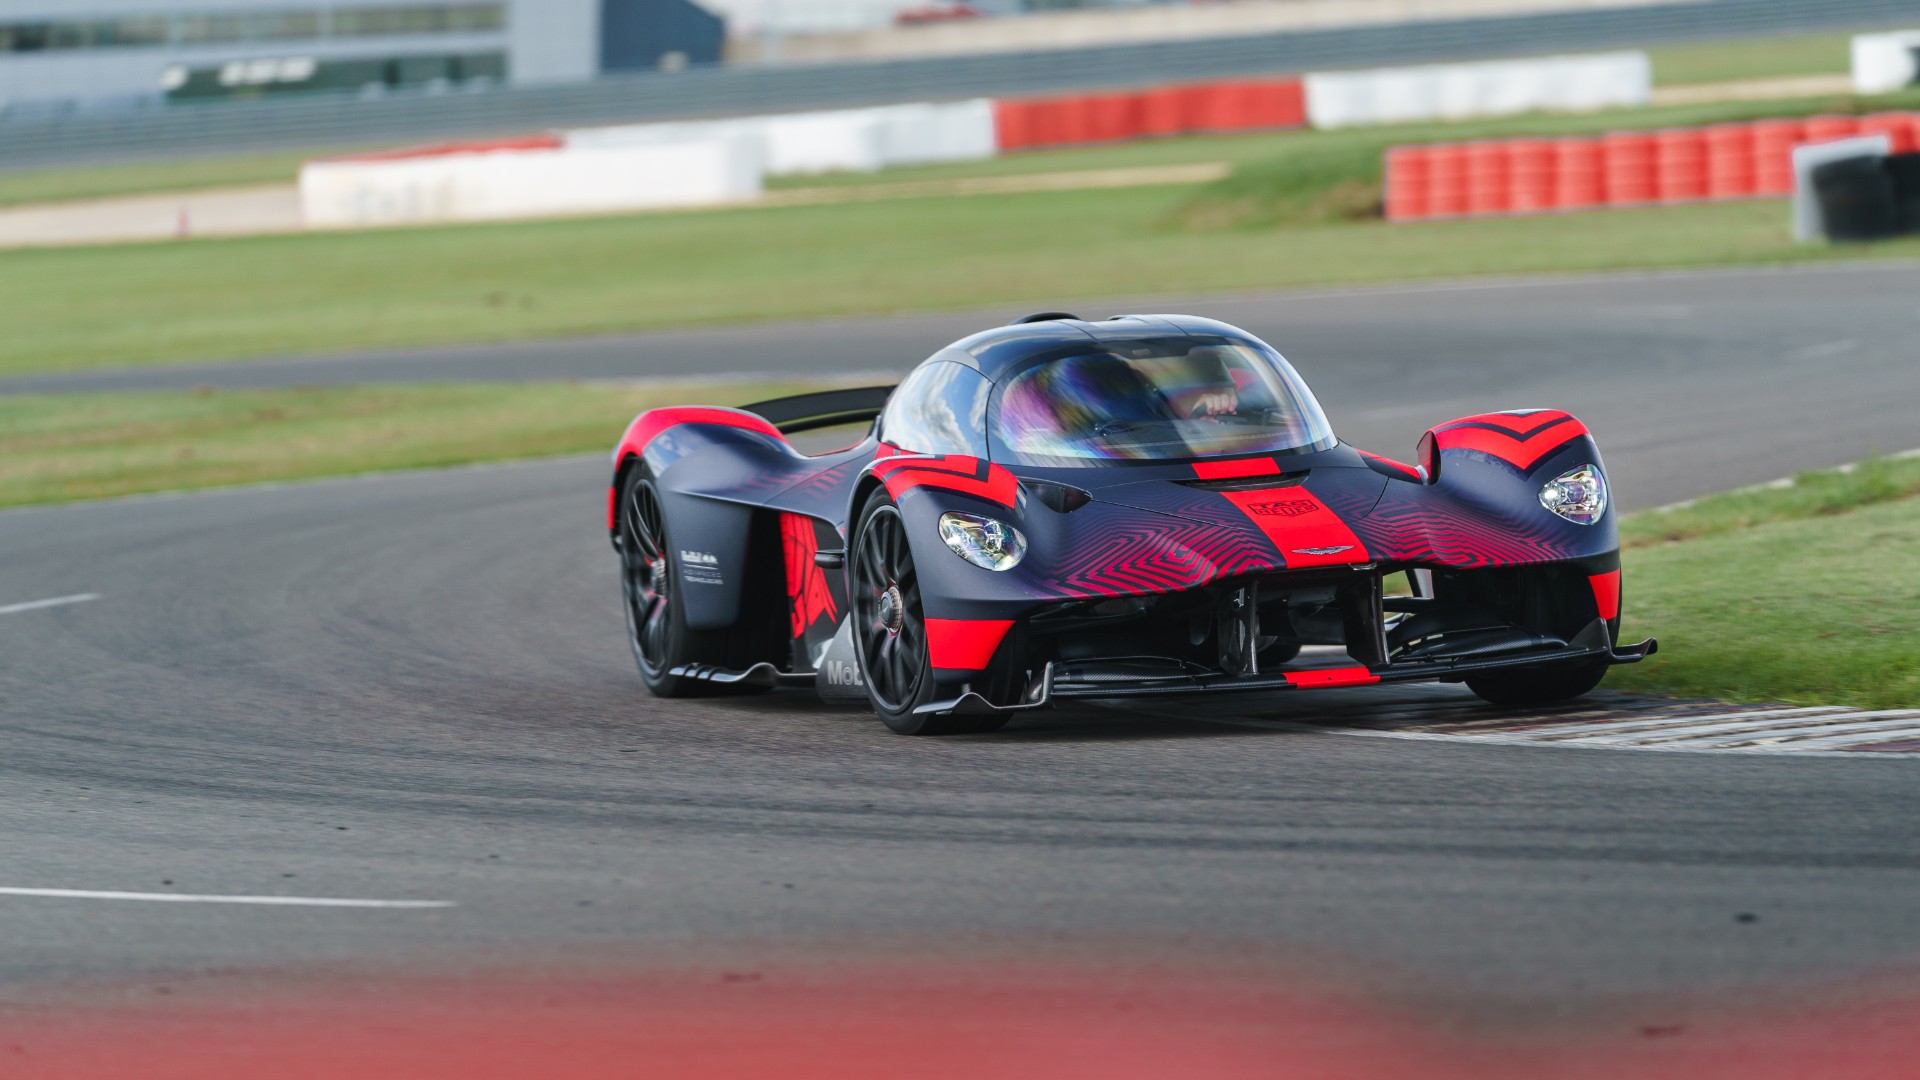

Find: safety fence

[1383,112,1920,221]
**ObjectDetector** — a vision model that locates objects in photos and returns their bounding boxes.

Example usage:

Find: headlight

[1540,463,1608,525]
[939,511,1027,571]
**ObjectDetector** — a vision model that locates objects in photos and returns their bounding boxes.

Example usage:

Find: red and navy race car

[607,313,1655,734]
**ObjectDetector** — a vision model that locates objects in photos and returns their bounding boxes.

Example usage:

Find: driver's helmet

[997,352,1175,444]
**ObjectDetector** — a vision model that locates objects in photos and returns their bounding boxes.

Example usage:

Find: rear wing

[741,385,895,435]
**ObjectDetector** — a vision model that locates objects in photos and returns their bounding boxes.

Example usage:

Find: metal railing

[1,0,1911,171]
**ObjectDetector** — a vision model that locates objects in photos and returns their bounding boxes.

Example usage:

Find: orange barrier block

[1139,88,1188,138]
[1425,143,1469,218]
[1384,145,1431,221]
[1749,119,1804,196]
[1240,79,1307,130]
[991,99,1043,151]
[1653,128,1708,204]
[1858,111,1920,154]
[1505,139,1556,213]
[993,78,1304,150]
[1703,123,1756,200]
[1084,93,1143,143]
[1601,132,1654,206]
[1465,141,1511,216]
[1551,138,1604,211]
[1182,84,1235,133]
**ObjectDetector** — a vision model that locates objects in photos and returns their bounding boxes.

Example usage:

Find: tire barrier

[992,79,1305,151]
[1851,30,1920,95]
[1384,112,1920,221]
[1305,52,1649,130]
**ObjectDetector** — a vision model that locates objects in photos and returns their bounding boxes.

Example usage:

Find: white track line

[1649,714,1920,750]
[0,593,98,616]
[0,887,453,908]
[1201,717,1920,759]
[1559,712,1890,745]
[1513,707,1853,739]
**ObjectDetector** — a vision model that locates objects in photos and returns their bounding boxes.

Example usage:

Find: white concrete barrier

[299,137,762,229]
[1305,51,1650,129]
[1852,31,1920,95]
[561,99,998,176]
[873,99,999,167]
[761,109,888,175]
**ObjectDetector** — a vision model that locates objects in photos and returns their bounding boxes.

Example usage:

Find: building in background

[0,0,724,113]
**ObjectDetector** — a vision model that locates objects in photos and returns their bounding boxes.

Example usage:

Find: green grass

[0,149,328,210]
[1623,454,1920,549]
[1612,494,1920,710]
[1647,30,1855,87]
[1608,455,1920,709]
[0,381,815,508]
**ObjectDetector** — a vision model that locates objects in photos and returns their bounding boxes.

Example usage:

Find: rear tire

[1466,660,1609,707]
[850,489,1009,736]
[618,468,770,698]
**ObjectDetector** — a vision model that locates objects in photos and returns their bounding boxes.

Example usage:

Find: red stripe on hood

[1192,458,1279,480]
[1215,488,1370,569]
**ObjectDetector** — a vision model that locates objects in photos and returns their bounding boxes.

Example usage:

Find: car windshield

[989,337,1335,466]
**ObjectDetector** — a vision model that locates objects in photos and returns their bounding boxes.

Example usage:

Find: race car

[606,313,1655,735]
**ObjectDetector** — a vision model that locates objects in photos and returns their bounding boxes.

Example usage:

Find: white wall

[1304,51,1649,129]
[300,137,763,228]
[1852,31,1920,96]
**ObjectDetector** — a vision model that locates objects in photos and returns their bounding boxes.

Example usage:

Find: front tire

[850,490,1008,736]
[1466,659,1609,707]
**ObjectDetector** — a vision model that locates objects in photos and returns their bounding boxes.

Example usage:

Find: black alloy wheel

[850,491,1010,735]
[853,501,927,720]
[621,475,676,686]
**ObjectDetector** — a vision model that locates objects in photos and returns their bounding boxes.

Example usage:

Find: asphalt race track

[4,263,1920,1051]
[9,260,1920,508]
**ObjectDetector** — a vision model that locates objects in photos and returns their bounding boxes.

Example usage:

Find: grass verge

[1646,30,1855,87]
[1613,492,1920,711]
[0,150,329,210]
[0,381,816,508]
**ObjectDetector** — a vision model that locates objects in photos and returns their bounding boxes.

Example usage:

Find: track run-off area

[4,261,1920,1073]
